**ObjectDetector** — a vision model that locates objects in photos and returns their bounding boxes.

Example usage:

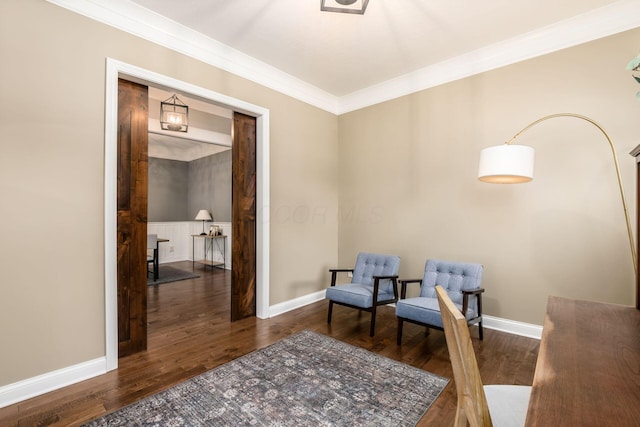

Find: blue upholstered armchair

[326,252,400,337]
[396,259,484,345]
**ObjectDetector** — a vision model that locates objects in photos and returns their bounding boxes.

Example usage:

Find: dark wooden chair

[147,234,158,281]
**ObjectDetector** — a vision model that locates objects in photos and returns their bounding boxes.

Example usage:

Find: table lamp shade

[478,144,535,184]
[195,210,212,221]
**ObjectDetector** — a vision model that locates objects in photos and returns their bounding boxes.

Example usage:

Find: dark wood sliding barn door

[231,112,257,320]
[117,79,149,357]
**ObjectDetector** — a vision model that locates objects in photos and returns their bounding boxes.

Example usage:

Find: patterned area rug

[147,265,199,286]
[83,330,448,426]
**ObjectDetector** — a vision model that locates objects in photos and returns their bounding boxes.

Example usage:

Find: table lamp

[195,209,212,235]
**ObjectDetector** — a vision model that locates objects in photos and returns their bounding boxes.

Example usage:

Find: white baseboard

[482,315,542,340]
[268,290,327,317]
[268,291,542,340]
[158,255,189,264]
[0,357,106,409]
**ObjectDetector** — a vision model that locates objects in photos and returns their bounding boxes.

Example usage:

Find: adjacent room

[146,87,233,282]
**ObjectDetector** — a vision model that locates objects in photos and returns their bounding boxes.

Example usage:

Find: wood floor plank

[0,260,539,426]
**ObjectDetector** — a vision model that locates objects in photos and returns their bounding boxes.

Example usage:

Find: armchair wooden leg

[477,294,484,340]
[327,301,334,324]
[369,305,377,337]
[397,318,404,345]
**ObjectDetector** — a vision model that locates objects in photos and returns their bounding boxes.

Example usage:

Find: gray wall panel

[148,158,189,221]
[148,150,232,222]
[188,150,232,222]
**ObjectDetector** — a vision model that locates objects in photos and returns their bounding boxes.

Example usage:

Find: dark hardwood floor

[0,261,539,426]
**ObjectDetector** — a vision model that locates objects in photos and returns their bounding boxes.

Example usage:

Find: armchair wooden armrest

[462,288,485,295]
[461,288,485,317]
[329,268,354,286]
[372,275,400,301]
[372,274,399,280]
[399,278,423,299]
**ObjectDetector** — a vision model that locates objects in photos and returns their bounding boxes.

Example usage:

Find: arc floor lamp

[477,113,637,287]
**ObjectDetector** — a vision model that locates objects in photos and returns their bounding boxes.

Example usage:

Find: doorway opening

[105,58,270,371]
[147,87,233,271]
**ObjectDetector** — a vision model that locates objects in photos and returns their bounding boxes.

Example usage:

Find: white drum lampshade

[478,144,535,184]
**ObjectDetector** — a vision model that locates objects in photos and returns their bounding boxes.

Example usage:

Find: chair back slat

[436,285,493,427]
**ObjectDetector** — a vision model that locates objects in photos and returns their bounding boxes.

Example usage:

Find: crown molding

[46,0,340,113]
[338,0,640,114]
[47,0,640,115]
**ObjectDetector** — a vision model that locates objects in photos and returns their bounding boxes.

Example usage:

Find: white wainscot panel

[148,222,191,263]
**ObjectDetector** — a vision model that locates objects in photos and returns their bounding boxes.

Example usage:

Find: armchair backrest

[352,252,400,294]
[420,259,483,313]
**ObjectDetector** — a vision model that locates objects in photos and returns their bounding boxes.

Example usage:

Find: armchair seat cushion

[326,283,395,308]
[396,297,477,329]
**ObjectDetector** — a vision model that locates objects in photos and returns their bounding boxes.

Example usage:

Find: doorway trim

[105,58,270,371]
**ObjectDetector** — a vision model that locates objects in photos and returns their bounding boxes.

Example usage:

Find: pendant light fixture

[321,0,369,15]
[160,94,189,132]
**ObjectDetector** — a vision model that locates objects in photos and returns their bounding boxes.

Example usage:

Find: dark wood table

[526,296,640,426]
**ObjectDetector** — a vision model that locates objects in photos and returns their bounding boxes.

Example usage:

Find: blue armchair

[326,252,400,337]
[396,259,484,345]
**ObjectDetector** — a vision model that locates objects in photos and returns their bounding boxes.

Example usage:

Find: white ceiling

[129,0,625,95]
[50,0,640,113]
[148,133,229,162]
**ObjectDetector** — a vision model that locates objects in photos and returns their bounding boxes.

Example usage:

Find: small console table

[191,234,227,270]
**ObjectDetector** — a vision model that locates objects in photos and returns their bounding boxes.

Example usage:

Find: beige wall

[1,0,638,391]
[0,0,338,386]
[338,28,640,324]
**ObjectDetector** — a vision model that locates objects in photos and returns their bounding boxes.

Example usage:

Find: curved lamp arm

[478,113,637,275]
